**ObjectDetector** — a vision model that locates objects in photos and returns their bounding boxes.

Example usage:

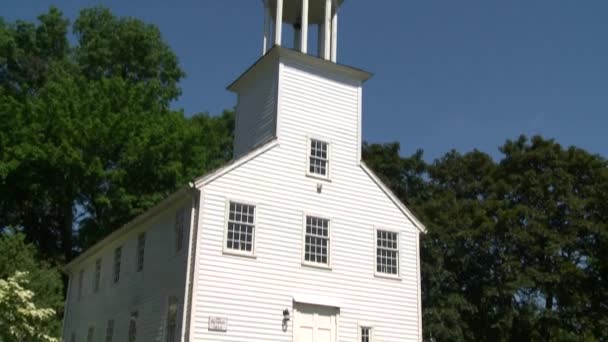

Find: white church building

[62,0,426,341]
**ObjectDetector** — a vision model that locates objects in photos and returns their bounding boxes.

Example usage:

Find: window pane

[309,139,329,176]
[376,230,399,275]
[226,202,255,253]
[304,216,330,265]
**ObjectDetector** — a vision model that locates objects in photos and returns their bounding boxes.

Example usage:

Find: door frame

[292,301,340,342]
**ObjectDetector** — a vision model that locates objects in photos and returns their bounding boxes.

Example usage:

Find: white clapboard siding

[189,57,421,342]
[233,59,279,158]
[62,197,193,342]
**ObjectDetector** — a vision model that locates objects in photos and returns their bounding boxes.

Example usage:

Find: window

[87,326,95,342]
[376,230,399,275]
[71,332,76,342]
[304,216,330,266]
[78,270,84,300]
[174,209,185,252]
[105,319,114,342]
[165,296,178,342]
[360,326,372,342]
[225,202,255,254]
[308,138,329,177]
[136,232,146,272]
[113,247,122,284]
[94,258,101,292]
[128,311,138,342]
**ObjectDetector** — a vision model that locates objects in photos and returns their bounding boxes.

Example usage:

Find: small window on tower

[307,138,329,178]
[360,326,373,342]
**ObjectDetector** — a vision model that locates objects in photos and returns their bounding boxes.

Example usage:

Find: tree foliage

[0,232,63,340]
[0,7,233,262]
[363,136,608,341]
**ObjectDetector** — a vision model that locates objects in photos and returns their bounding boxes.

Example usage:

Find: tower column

[331,9,338,62]
[275,0,284,46]
[263,0,272,54]
[301,0,309,53]
[323,0,332,60]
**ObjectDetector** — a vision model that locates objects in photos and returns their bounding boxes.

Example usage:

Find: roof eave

[63,185,198,273]
[227,45,373,92]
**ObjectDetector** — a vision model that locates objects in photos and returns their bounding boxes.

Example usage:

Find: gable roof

[360,162,427,234]
[64,186,197,272]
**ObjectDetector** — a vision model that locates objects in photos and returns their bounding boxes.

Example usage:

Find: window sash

[94,259,101,292]
[128,312,138,342]
[304,216,330,265]
[113,247,122,283]
[308,139,329,176]
[175,209,185,252]
[361,326,372,342]
[166,297,178,342]
[226,202,256,253]
[136,233,146,272]
[78,270,84,300]
[106,319,114,342]
[376,230,399,275]
[87,326,95,342]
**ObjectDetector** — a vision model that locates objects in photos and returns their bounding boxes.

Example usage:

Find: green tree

[363,136,608,341]
[0,231,63,340]
[0,7,233,262]
[0,271,58,342]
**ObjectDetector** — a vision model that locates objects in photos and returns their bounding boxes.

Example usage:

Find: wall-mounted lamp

[283,309,291,321]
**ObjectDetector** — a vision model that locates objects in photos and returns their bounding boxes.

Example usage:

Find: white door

[294,303,337,342]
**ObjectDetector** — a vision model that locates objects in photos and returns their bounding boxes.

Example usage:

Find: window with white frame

[308,138,329,177]
[113,247,122,284]
[304,216,330,265]
[128,311,138,342]
[360,326,372,342]
[94,258,101,293]
[106,319,114,342]
[376,230,399,275]
[226,202,256,253]
[136,232,146,272]
[77,270,84,300]
[174,208,185,252]
[165,296,178,342]
[87,326,95,342]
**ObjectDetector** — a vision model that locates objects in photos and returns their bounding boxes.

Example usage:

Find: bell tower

[229,0,370,159]
[262,0,343,61]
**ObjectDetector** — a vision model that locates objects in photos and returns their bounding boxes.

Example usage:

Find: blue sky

[4,0,607,161]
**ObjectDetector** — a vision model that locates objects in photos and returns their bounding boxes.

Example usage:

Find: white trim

[292,294,341,308]
[360,162,427,233]
[184,190,203,342]
[305,135,332,181]
[356,84,363,165]
[373,227,401,280]
[301,213,332,270]
[227,46,373,93]
[222,198,258,258]
[416,231,423,342]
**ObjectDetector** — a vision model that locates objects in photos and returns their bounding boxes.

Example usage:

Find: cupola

[262,0,343,62]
